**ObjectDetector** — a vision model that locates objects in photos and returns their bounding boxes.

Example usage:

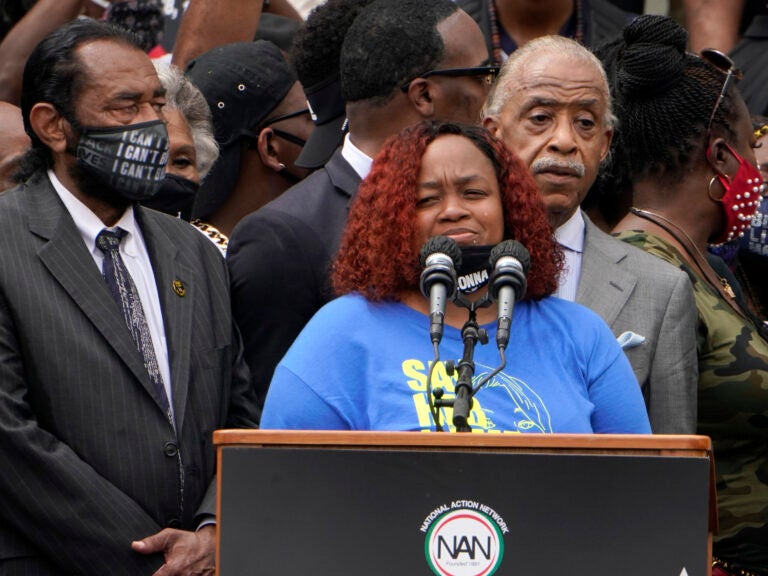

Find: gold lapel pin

[172,280,186,297]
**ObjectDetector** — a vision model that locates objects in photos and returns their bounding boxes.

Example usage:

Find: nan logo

[424,507,505,576]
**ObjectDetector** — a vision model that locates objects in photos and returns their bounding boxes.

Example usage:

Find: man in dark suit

[227,0,494,406]
[484,35,699,433]
[0,19,258,575]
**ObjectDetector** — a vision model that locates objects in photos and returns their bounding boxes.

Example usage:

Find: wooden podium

[214,431,715,576]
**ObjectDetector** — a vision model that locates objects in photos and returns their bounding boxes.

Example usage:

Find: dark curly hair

[339,0,458,105]
[607,14,741,185]
[332,121,562,301]
[290,0,374,90]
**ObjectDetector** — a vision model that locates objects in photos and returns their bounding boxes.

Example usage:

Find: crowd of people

[0,0,766,574]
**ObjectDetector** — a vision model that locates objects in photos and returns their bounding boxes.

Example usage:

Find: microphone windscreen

[490,240,530,274]
[419,235,462,268]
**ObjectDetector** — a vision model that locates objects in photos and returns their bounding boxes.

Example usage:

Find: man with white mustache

[484,35,699,435]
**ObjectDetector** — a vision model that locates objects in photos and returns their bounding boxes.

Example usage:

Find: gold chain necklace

[629,207,737,299]
[191,219,229,251]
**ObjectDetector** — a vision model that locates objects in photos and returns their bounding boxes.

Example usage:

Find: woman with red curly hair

[261,121,650,433]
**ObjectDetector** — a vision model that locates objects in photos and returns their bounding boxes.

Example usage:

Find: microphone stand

[432,294,490,432]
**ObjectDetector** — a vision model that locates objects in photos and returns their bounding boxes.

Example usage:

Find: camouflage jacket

[618,231,768,572]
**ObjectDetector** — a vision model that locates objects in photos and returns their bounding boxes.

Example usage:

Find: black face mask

[455,245,493,294]
[76,119,169,201]
[140,174,200,220]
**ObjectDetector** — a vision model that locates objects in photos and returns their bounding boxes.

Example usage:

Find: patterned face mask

[708,143,763,245]
[76,120,169,201]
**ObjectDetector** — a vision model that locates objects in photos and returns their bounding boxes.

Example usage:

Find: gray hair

[483,35,616,128]
[153,61,219,178]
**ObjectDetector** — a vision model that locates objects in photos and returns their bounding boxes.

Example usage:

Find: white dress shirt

[48,170,173,411]
[341,133,373,180]
[553,209,586,301]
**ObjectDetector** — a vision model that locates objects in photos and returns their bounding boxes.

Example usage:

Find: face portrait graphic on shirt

[401,357,552,433]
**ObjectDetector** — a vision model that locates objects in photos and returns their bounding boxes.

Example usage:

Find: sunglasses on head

[400,65,500,92]
[700,48,743,135]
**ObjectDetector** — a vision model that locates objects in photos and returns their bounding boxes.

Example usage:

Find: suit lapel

[576,215,637,328]
[326,148,363,207]
[137,207,194,433]
[27,175,157,398]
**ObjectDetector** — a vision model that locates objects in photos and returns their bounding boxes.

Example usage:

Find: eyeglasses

[245,107,310,147]
[701,48,743,135]
[268,129,307,148]
[400,65,500,92]
[262,108,310,127]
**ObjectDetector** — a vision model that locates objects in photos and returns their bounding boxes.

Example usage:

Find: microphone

[489,240,530,350]
[419,236,461,345]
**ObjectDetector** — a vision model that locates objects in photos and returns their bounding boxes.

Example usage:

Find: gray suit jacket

[575,213,698,434]
[0,172,259,574]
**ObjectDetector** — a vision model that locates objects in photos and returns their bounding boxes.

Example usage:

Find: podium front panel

[218,444,709,576]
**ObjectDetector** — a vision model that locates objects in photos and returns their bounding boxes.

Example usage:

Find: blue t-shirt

[262,294,651,434]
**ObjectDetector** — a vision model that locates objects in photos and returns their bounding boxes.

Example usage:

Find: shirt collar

[48,169,138,257]
[554,208,585,253]
[341,133,373,180]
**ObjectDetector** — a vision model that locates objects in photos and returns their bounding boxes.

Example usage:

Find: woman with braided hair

[608,14,768,574]
[708,116,768,325]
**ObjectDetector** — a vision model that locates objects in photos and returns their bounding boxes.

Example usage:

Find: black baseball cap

[295,75,347,169]
[186,40,296,220]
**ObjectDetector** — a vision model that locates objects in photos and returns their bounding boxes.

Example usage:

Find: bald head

[0,101,31,191]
